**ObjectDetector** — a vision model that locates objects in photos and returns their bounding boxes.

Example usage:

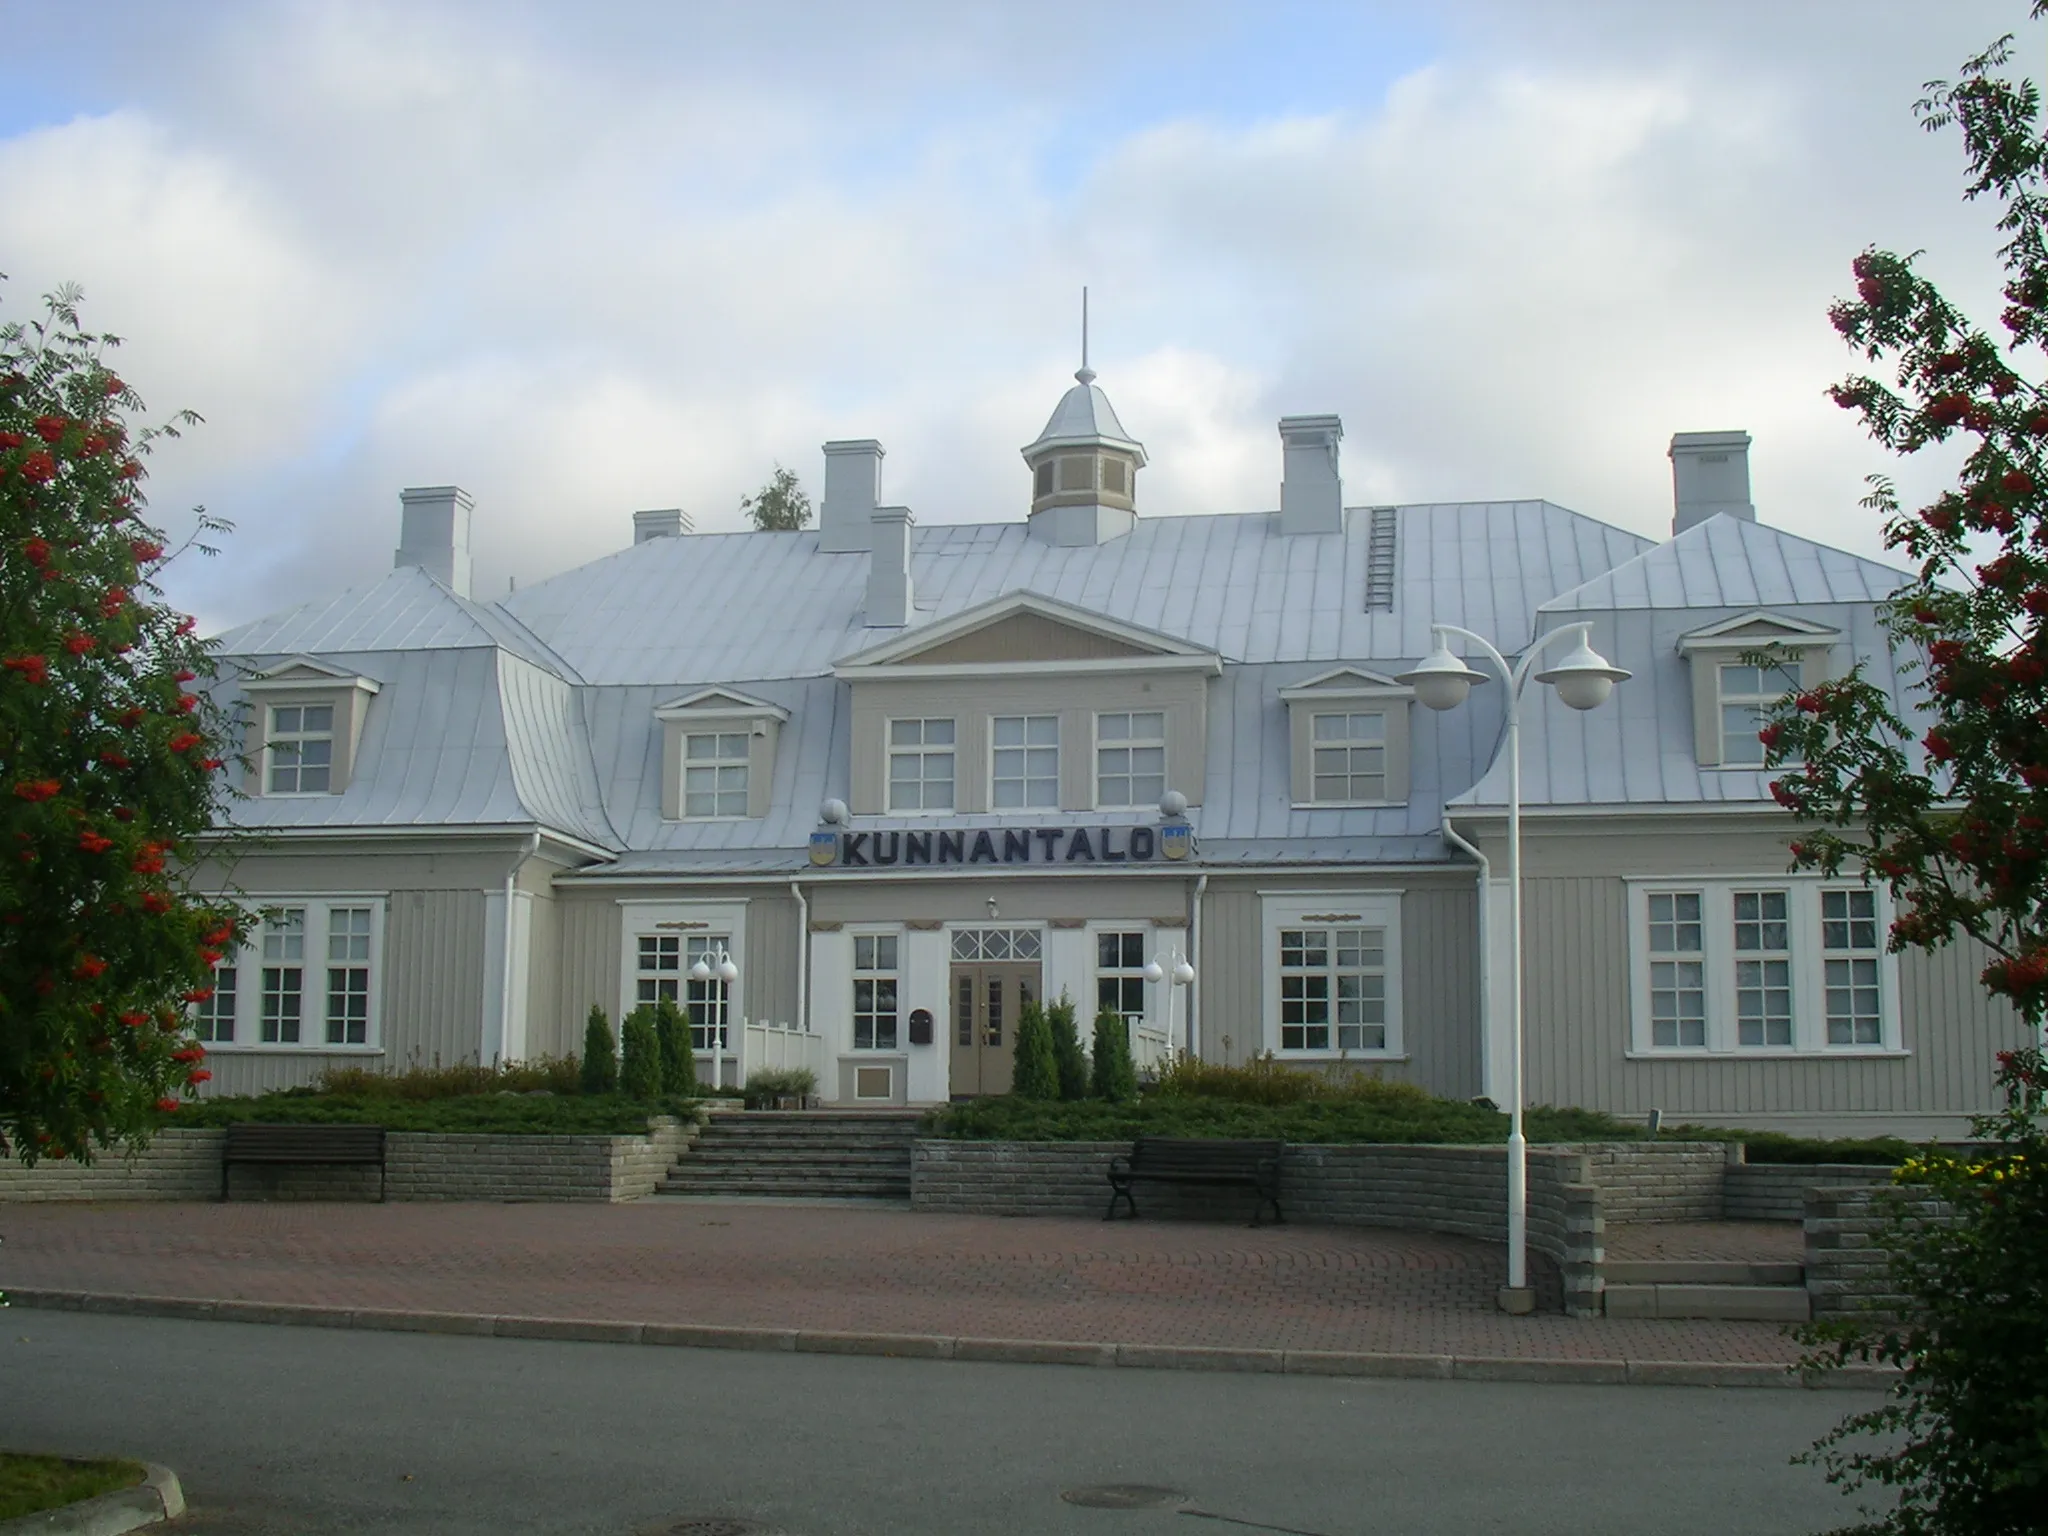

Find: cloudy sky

[0,0,2034,629]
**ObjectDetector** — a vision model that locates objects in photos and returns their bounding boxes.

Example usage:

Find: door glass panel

[956,974,974,1046]
[986,977,1003,1046]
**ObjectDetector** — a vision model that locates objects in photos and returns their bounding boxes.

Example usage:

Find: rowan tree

[1763,11,2048,1040]
[0,285,243,1165]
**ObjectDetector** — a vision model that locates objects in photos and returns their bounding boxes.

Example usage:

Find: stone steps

[1604,1258,1810,1321]
[659,1110,918,1202]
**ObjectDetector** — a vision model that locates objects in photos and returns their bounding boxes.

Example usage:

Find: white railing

[1131,1025,1171,1074]
[699,1019,828,1094]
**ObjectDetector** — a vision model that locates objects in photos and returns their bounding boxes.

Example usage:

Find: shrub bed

[167,1092,698,1136]
[922,1094,1643,1145]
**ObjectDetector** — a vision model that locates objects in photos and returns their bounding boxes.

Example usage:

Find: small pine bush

[579,1006,619,1095]
[620,1006,663,1099]
[1010,998,1061,1101]
[654,997,697,1094]
[1048,995,1090,1100]
[1091,1007,1139,1103]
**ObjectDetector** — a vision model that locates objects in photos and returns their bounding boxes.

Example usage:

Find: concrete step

[1604,1260,1804,1288]
[1604,1283,1811,1321]
[661,1178,910,1199]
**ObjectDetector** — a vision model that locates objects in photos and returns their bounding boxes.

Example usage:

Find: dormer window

[241,657,381,798]
[1675,612,1841,769]
[1279,668,1415,807]
[266,705,334,794]
[655,687,789,821]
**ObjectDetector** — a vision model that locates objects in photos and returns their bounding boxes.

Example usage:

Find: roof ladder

[1364,506,1398,611]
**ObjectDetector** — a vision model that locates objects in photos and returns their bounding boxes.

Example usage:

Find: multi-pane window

[1824,889,1883,1045]
[193,962,237,1043]
[888,718,956,811]
[991,716,1059,809]
[1096,931,1148,1026]
[853,934,899,1050]
[324,907,373,1045]
[950,928,1042,961]
[1096,711,1165,807]
[1647,892,1706,1048]
[260,908,306,1044]
[683,732,749,817]
[1718,662,1800,767]
[1278,927,1387,1052]
[635,934,681,1006]
[1733,891,1793,1047]
[684,934,732,1053]
[266,705,334,794]
[1311,712,1387,802]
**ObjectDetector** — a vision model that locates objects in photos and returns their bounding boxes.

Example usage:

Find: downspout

[788,878,810,1033]
[1440,812,1492,1105]
[498,831,540,1065]
[1188,873,1208,1059]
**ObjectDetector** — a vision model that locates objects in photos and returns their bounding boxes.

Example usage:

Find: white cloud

[0,0,2033,632]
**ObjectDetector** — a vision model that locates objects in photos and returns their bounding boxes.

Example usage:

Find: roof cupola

[1020,291,1146,546]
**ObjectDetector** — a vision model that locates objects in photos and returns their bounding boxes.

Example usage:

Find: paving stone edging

[3,1287,1894,1392]
[0,1460,184,1536]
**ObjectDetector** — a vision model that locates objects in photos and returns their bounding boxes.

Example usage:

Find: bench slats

[221,1123,387,1201]
[1105,1136,1284,1226]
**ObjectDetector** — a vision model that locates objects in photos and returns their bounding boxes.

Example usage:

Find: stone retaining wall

[0,1117,697,1204]
[1804,1185,1945,1322]
[911,1141,1606,1317]
[1726,1163,1893,1223]
[1567,1143,1731,1223]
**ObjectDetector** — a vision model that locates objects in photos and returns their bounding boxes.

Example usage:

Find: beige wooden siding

[808,875,1187,927]
[1520,874,2028,1118]
[522,889,570,1058]
[383,889,487,1067]
[556,894,624,1029]
[202,1051,378,1098]
[1403,884,1480,1099]
[847,671,1209,814]
[746,892,801,1026]
[1195,879,1478,1095]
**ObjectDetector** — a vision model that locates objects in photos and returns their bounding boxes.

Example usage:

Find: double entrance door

[950,963,1039,1098]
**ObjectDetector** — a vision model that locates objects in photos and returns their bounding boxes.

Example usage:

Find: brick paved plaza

[0,1202,1813,1365]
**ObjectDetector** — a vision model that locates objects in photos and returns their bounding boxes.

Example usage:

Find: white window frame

[989,714,1060,810]
[619,899,748,1059]
[1627,878,1905,1057]
[197,896,386,1052]
[1260,893,1404,1060]
[1714,661,1802,769]
[1092,927,1151,1030]
[851,928,902,1051]
[681,730,751,819]
[887,717,957,813]
[1094,710,1167,809]
[1309,710,1389,805]
[264,703,336,796]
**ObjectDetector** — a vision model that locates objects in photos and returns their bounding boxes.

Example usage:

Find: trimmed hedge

[166,1092,698,1136]
[922,1094,1645,1145]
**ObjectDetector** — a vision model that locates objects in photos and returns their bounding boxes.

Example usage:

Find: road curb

[0,1461,184,1536]
[2,1286,1898,1390]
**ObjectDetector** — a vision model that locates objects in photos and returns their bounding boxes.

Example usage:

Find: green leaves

[0,286,244,1165]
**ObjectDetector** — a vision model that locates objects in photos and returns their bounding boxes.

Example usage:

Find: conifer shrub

[1048,994,1089,1100]
[654,997,696,1093]
[619,1006,663,1099]
[579,1005,618,1095]
[1009,998,1060,1101]
[1090,1006,1139,1103]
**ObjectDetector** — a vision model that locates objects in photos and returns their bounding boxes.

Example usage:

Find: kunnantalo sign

[810,824,1192,868]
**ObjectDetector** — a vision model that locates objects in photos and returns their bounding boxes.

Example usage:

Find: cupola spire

[1020,290,1145,546]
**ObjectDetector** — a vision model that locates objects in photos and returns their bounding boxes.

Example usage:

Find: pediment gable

[1676,610,1841,654]
[654,686,789,722]
[1278,666,1411,699]
[835,592,1220,676]
[240,655,381,693]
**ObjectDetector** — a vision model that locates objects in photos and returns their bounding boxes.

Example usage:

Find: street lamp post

[688,945,741,1091]
[1398,621,1628,1312]
[1142,949,1198,1058]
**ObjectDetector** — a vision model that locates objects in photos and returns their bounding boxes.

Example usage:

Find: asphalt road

[6,1311,1884,1535]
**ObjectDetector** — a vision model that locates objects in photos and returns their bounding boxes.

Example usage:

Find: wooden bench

[221,1124,387,1202]
[1104,1136,1284,1226]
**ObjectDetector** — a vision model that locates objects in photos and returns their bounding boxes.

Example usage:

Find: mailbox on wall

[907,1008,934,1047]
